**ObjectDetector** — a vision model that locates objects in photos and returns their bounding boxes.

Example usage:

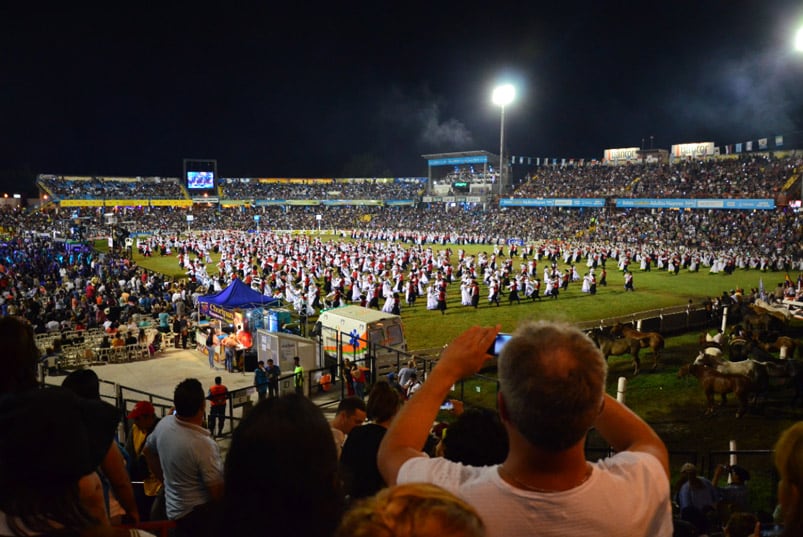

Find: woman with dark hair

[439,408,509,467]
[62,369,141,526]
[137,329,147,347]
[0,388,154,536]
[221,394,343,537]
[0,316,39,394]
[341,380,402,500]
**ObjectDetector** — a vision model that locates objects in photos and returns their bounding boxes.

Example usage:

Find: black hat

[0,388,119,491]
[730,464,751,482]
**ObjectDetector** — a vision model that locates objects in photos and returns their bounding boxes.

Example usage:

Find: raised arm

[593,393,669,478]
[100,440,140,523]
[143,444,164,484]
[378,325,499,486]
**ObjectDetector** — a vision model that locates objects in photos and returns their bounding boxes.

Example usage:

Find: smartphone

[488,333,512,356]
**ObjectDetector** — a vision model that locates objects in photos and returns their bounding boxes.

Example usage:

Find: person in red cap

[125,400,162,521]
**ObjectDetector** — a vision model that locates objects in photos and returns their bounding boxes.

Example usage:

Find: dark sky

[3,1,803,193]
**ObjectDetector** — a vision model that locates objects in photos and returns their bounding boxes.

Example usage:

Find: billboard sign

[603,147,640,163]
[671,142,715,159]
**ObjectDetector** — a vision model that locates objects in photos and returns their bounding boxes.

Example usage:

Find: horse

[738,304,772,334]
[693,352,769,395]
[611,323,664,371]
[586,328,643,375]
[727,335,752,362]
[699,345,723,358]
[677,363,754,418]
[698,330,724,349]
[755,336,798,360]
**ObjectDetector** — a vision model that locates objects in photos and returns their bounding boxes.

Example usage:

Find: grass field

[120,235,803,510]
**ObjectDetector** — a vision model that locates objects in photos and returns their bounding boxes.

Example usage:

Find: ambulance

[316,305,406,367]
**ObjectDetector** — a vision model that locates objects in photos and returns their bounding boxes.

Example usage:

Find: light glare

[492,84,516,107]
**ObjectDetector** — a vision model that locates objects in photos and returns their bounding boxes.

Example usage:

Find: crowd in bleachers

[39,176,186,200]
[37,204,801,264]
[37,153,801,205]
[513,155,798,199]
[2,201,801,266]
[220,178,424,200]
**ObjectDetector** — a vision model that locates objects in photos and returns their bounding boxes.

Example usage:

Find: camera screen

[489,333,512,355]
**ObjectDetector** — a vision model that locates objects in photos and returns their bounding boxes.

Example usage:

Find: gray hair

[498,320,607,451]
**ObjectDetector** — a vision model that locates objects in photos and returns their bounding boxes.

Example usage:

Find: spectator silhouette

[341,380,402,501]
[0,387,150,536]
[0,316,39,394]
[221,394,343,537]
[439,407,508,466]
[773,421,803,536]
[62,369,140,525]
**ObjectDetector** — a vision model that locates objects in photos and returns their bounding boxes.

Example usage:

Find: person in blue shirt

[254,361,268,400]
[158,309,170,333]
[676,462,721,534]
[266,358,281,398]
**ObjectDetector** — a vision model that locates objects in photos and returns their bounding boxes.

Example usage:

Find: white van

[316,305,406,366]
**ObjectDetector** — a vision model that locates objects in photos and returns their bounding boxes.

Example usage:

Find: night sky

[3,2,803,194]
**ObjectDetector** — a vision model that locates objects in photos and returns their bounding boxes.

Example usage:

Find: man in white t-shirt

[144,378,223,536]
[378,321,672,537]
[330,396,367,459]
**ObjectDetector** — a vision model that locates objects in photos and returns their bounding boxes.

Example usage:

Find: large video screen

[187,171,215,190]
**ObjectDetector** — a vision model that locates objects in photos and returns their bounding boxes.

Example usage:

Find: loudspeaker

[244,350,258,372]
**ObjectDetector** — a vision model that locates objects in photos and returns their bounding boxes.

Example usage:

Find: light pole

[492,84,515,196]
[796,27,803,203]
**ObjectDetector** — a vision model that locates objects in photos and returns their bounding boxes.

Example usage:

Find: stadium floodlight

[797,28,803,203]
[492,84,516,196]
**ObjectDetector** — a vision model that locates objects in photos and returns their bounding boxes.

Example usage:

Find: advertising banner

[670,142,715,158]
[62,199,98,207]
[151,199,193,207]
[105,200,147,207]
[321,200,383,206]
[604,147,640,163]
[500,198,606,208]
[428,156,489,166]
[615,198,775,210]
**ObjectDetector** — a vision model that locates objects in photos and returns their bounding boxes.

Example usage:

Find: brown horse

[756,336,798,359]
[587,328,643,375]
[611,323,664,371]
[678,363,754,418]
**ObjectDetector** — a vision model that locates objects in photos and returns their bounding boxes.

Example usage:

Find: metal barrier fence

[575,304,718,334]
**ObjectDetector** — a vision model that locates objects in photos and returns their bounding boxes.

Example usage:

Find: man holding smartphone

[378,321,672,537]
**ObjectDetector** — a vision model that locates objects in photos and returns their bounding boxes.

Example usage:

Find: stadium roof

[421,150,496,161]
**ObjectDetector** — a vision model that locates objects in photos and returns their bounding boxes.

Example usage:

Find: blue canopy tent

[197,279,280,327]
[197,279,281,371]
